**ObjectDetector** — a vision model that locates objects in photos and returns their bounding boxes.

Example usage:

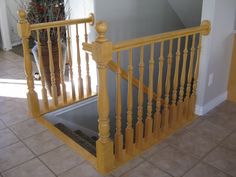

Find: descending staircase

[55,123,97,156]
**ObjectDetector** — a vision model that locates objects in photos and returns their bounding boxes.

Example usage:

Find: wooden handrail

[30,14,95,31]
[113,20,210,51]
[108,61,157,100]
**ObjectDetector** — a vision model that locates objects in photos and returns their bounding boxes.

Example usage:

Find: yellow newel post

[92,21,114,173]
[17,10,40,117]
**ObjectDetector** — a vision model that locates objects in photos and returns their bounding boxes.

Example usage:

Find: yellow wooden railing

[18,9,211,174]
[83,20,211,173]
[17,10,95,117]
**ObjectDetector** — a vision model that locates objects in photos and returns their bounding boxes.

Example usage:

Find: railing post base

[96,140,114,173]
[27,92,40,118]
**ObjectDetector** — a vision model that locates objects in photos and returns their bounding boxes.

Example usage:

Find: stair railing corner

[83,21,115,173]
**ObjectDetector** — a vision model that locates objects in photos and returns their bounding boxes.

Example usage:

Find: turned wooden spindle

[170,38,181,128]
[177,36,189,124]
[76,24,84,99]
[84,23,92,96]
[115,51,123,160]
[163,40,173,131]
[186,34,196,120]
[47,28,58,106]
[93,21,114,173]
[36,30,49,111]
[145,44,154,143]
[154,42,164,137]
[126,48,134,155]
[17,10,40,117]
[66,26,76,101]
[190,35,202,119]
[135,46,144,149]
[57,27,67,104]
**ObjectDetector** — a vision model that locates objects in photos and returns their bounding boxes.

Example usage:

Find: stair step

[55,123,96,156]
[74,130,97,146]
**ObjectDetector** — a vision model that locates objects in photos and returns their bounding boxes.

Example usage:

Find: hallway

[0,50,236,177]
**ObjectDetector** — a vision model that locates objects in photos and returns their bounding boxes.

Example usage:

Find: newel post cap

[96,21,108,42]
[18,10,27,23]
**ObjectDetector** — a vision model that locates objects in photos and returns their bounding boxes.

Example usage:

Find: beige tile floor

[0,50,236,177]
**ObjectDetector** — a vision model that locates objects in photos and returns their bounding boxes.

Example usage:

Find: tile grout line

[178,126,236,177]
[145,159,175,177]
[201,161,234,177]
[2,118,59,177]
[112,158,146,177]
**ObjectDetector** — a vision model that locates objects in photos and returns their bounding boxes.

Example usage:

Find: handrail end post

[201,20,211,36]
[92,21,114,173]
[17,9,40,118]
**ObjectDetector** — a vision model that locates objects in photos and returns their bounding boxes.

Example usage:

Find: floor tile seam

[6,127,59,177]
[55,161,90,177]
[145,159,175,177]
[0,156,36,174]
[201,161,235,177]
[178,130,236,177]
[113,158,146,177]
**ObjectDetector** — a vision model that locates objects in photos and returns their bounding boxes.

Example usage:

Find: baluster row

[33,23,93,112]
[114,33,202,159]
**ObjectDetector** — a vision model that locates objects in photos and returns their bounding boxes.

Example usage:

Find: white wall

[94,0,184,43]
[196,0,236,115]
[68,0,185,130]
[0,0,12,50]
[6,0,22,46]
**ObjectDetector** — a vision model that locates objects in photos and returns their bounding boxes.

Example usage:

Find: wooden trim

[113,21,210,51]
[228,34,236,102]
[30,14,95,31]
[36,116,96,167]
[108,61,158,100]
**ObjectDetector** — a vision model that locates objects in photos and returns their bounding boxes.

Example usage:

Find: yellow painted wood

[125,48,134,155]
[84,23,92,96]
[76,24,84,99]
[19,12,211,173]
[135,46,144,149]
[30,13,95,31]
[154,42,164,137]
[186,34,196,120]
[115,52,123,161]
[66,26,76,101]
[36,30,49,111]
[113,20,211,51]
[170,38,181,128]
[228,34,236,102]
[108,61,158,101]
[17,10,40,117]
[190,35,203,119]
[92,21,115,173]
[57,27,67,104]
[177,36,189,124]
[145,44,154,144]
[163,40,173,132]
[37,116,97,167]
[47,28,59,107]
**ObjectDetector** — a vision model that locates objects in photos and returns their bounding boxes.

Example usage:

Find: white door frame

[0,0,12,51]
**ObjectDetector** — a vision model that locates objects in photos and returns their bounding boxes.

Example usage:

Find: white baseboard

[12,41,22,47]
[195,91,227,116]
[54,95,98,116]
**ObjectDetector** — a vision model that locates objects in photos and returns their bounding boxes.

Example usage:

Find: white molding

[12,41,22,47]
[0,0,12,51]
[53,96,98,116]
[195,91,227,116]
